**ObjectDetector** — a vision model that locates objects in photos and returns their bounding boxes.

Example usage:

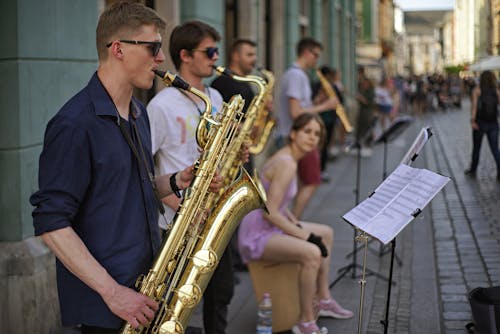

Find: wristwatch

[170,172,182,198]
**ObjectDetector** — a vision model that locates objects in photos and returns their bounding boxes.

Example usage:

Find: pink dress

[238,155,297,263]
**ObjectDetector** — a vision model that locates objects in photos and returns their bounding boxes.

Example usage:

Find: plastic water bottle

[256,292,272,334]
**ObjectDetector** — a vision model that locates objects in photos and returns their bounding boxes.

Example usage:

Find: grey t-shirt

[277,63,313,137]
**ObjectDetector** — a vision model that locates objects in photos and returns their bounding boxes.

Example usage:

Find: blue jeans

[470,120,500,173]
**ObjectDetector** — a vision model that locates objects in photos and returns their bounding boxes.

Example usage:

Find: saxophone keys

[192,249,218,273]
[176,284,201,307]
[159,319,183,334]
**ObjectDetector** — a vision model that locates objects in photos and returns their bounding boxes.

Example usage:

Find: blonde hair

[96,1,166,60]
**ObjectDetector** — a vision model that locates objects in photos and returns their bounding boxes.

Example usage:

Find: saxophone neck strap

[117,116,165,215]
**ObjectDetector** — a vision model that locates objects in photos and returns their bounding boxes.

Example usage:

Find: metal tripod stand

[329,141,389,289]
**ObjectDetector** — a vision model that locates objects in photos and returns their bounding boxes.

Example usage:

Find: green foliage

[444,64,467,74]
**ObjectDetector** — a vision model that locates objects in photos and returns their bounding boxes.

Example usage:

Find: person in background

[239,112,353,334]
[355,66,376,156]
[29,2,210,333]
[374,77,394,131]
[211,38,258,172]
[276,37,337,219]
[465,70,500,181]
[311,65,339,181]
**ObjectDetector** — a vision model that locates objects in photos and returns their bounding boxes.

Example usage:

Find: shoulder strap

[118,118,165,214]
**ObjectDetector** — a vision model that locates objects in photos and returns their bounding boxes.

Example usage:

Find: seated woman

[238,113,353,334]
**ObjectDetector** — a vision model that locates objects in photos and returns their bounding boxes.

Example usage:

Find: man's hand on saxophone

[102,282,158,330]
[313,87,339,111]
[155,165,223,198]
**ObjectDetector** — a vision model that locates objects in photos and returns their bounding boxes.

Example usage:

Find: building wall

[455,0,475,63]
[0,1,99,332]
[0,0,99,242]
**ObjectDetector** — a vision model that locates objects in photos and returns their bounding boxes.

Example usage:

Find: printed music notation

[343,164,450,245]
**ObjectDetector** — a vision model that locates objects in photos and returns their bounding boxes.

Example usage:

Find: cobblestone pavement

[425,99,500,334]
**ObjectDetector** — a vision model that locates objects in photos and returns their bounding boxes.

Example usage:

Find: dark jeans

[319,112,335,171]
[470,120,500,173]
[203,249,234,334]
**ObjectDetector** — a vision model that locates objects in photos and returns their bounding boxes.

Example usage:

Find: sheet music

[343,164,449,245]
[400,127,431,165]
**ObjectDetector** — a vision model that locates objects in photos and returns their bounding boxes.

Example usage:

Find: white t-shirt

[147,86,223,228]
[277,63,313,137]
[375,86,393,107]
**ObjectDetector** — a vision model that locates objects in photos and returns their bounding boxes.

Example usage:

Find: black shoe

[464,169,476,177]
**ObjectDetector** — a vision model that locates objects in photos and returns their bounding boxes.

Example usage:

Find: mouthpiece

[213,65,234,77]
[153,69,190,91]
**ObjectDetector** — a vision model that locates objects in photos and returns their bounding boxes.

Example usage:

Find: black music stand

[330,117,388,288]
[343,163,449,334]
[380,126,432,334]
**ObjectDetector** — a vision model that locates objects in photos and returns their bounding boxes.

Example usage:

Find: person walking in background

[413,75,427,116]
[374,77,394,131]
[276,37,337,219]
[238,113,353,334]
[465,70,500,181]
[355,66,376,156]
[29,2,205,332]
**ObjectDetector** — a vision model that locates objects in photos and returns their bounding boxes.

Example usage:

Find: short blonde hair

[96,1,166,60]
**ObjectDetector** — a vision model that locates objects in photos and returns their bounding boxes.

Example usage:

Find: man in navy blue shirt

[29,2,209,333]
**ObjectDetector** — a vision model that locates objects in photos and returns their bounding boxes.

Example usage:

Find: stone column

[0,1,98,332]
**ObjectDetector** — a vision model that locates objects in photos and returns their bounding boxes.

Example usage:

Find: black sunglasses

[191,47,219,59]
[106,40,162,57]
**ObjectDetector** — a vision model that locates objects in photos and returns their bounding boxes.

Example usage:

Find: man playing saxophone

[147,21,235,334]
[30,2,221,333]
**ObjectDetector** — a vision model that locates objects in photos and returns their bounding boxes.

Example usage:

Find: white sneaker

[328,146,340,157]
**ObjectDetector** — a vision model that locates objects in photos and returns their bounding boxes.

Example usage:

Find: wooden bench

[247,261,300,333]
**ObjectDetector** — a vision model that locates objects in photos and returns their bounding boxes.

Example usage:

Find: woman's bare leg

[300,222,334,300]
[261,233,322,322]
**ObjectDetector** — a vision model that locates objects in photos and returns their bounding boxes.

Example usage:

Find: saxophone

[120,70,266,334]
[248,67,276,155]
[212,65,268,189]
[316,69,353,133]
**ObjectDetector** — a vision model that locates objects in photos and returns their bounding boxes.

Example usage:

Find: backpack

[477,89,499,122]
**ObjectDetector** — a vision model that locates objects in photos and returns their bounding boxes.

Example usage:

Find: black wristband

[170,172,182,198]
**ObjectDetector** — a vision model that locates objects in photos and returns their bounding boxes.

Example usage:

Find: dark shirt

[211,74,255,114]
[30,72,161,329]
[211,73,256,171]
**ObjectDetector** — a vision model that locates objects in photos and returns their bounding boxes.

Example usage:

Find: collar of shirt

[87,72,141,121]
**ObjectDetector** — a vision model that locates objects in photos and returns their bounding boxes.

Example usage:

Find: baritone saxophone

[316,68,353,133]
[249,67,276,154]
[212,65,268,188]
[120,70,267,334]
